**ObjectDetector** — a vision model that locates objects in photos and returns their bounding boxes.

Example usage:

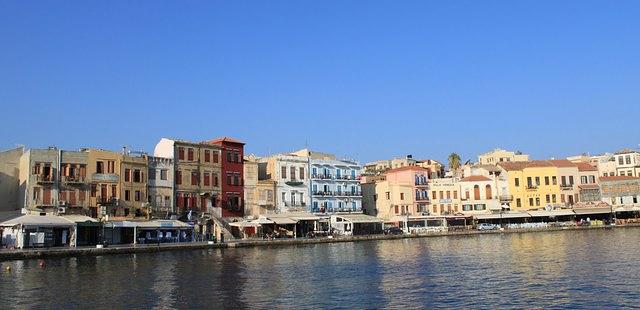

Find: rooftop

[600,176,640,182]
[460,175,492,182]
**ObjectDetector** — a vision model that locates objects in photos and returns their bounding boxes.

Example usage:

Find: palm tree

[448,153,461,172]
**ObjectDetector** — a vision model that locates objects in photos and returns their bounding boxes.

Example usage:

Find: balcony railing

[499,195,514,201]
[36,174,55,183]
[62,175,86,184]
[415,196,430,201]
[311,174,334,180]
[34,199,56,207]
[560,184,574,190]
[526,185,538,190]
[96,196,118,205]
[335,191,362,197]
[312,191,333,196]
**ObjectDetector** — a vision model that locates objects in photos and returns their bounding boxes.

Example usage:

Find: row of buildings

[2,142,640,233]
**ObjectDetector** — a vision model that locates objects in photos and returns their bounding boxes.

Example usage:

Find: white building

[258,154,309,213]
[147,156,174,213]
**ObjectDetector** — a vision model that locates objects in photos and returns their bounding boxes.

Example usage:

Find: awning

[104,221,138,228]
[252,218,275,225]
[573,207,612,215]
[334,214,383,223]
[62,215,101,226]
[614,206,640,212]
[528,210,575,217]
[0,215,75,228]
[229,221,260,228]
[270,217,297,225]
[136,220,194,229]
[474,212,531,220]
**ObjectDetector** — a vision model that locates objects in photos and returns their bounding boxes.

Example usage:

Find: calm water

[1,228,640,309]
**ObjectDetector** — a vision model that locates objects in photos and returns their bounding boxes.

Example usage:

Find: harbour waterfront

[1,228,640,308]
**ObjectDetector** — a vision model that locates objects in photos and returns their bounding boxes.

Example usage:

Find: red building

[207,137,245,217]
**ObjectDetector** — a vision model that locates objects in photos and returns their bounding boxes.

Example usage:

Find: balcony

[312,191,333,196]
[34,199,56,207]
[311,174,334,180]
[285,180,304,186]
[560,184,573,191]
[36,174,55,184]
[91,173,120,183]
[499,195,514,202]
[62,175,86,184]
[96,196,118,205]
[335,191,362,197]
[336,175,360,181]
[415,196,430,202]
[526,185,538,191]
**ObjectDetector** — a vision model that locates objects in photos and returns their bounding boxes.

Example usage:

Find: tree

[448,153,461,172]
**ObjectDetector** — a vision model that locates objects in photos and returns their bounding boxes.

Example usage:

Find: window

[91,184,97,197]
[395,205,399,214]
[439,191,444,199]
[453,191,458,199]
[213,152,219,163]
[545,176,550,186]
[516,198,522,208]
[473,185,480,200]
[581,176,588,184]
[535,197,540,206]
[214,174,219,187]
[529,198,534,206]
[125,190,131,201]
[432,191,437,200]
[552,176,557,185]
[535,177,540,186]
[290,167,296,180]
[124,169,131,182]
[527,177,533,187]
[400,193,404,200]
[281,166,287,179]
[133,169,142,183]
[191,172,198,185]
[204,172,211,186]
[618,156,624,165]
[32,163,41,175]
[176,170,182,185]
[515,178,520,187]
[107,161,115,173]
[386,192,390,200]
[589,175,596,183]
[187,148,194,161]
[546,194,550,203]
[227,174,233,185]
[227,151,232,162]
[561,176,567,186]
[625,155,631,165]
[135,190,141,202]
[111,185,117,198]
[96,161,104,173]
[485,185,492,199]
[568,176,574,185]
[299,167,305,180]
[552,194,557,203]
[204,150,210,162]
[178,147,185,160]
[160,169,167,180]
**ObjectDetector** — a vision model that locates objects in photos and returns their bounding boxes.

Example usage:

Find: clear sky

[1,1,639,164]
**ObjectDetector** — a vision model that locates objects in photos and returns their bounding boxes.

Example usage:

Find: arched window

[485,185,492,200]
[473,185,480,200]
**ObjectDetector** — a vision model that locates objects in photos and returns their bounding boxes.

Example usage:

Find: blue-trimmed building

[292,149,363,214]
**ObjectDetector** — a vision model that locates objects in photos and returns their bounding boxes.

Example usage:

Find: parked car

[384,227,404,235]
[476,223,499,231]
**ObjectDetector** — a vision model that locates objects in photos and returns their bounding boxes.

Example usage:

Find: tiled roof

[208,136,245,144]
[460,175,492,182]
[384,166,430,174]
[599,176,640,182]
[498,159,579,171]
[575,162,598,172]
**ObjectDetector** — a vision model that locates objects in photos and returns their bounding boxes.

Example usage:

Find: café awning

[474,212,531,220]
[573,207,612,215]
[0,215,75,229]
[528,210,575,217]
[62,215,101,226]
[270,217,297,225]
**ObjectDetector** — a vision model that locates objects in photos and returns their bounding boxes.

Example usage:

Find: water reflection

[1,229,640,309]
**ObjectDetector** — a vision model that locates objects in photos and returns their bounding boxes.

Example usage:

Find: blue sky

[1,1,639,164]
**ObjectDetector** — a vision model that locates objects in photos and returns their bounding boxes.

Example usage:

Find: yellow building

[498,160,580,211]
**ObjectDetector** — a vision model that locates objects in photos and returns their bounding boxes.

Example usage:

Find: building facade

[478,148,529,165]
[154,138,222,216]
[58,150,90,215]
[458,175,501,214]
[613,150,640,177]
[243,155,259,217]
[291,149,363,214]
[362,166,429,220]
[428,178,460,215]
[86,149,121,218]
[19,148,61,214]
[599,176,640,206]
[148,156,174,214]
[0,147,24,212]
[207,137,245,217]
[258,153,309,213]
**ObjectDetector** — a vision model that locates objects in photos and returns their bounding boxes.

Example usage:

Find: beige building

[362,166,430,220]
[58,150,90,215]
[243,155,259,217]
[0,147,24,212]
[119,151,149,217]
[478,148,529,165]
[86,149,121,218]
[19,148,60,214]
[613,149,640,177]
[154,138,222,215]
[428,178,460,215]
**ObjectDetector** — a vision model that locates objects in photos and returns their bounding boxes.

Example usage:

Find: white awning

[335,214,384,223]
[474,212,531,220]
[528,210,575,217]
[573,207,612,215]
[270,217,297,225]
[230,221,260,228]
[0,215,75,228]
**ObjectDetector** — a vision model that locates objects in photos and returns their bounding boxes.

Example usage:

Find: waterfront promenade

[2,224,638,262]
